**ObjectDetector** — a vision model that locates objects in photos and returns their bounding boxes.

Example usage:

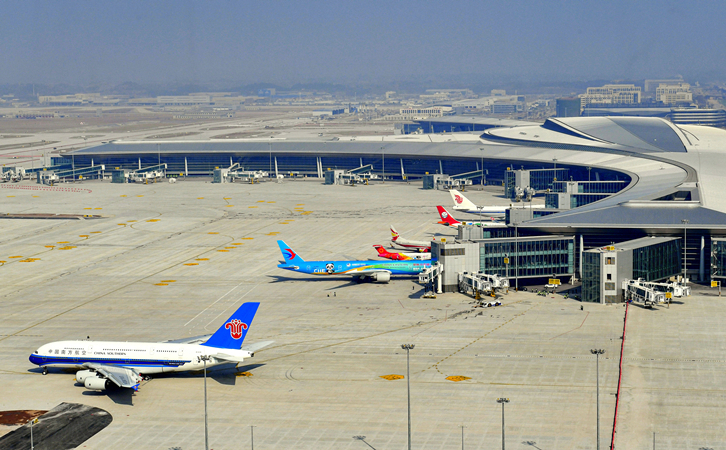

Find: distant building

[491,89,506,96]
[580,84,641,107]
[399,106,453,118]
[556,98,581,117]
[645,78,684,92]
[157,95,211,106]
[312,107,345,117]
[656,83,692,105]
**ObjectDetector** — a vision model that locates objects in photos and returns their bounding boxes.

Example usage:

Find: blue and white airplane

[277,240,432,283]
[29,302,272,392]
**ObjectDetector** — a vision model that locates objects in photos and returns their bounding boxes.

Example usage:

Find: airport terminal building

[63,116,726,302]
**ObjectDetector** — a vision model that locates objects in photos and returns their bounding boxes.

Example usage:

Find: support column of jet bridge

[430,238,480,293]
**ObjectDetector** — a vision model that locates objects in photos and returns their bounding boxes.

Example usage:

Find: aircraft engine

[370,272,391,283]
[75,369,94,384]
[84,375,111,391]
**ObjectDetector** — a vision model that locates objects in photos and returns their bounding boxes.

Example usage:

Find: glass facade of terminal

[582,252,601,303]
[632,239,681,281]
[711,239,726,279]
[545,193,610,209]
[551,181,628,194]
[505,168,569,199]
[479,237,575,278]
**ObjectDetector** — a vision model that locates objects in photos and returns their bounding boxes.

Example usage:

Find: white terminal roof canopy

[70,116,726,231]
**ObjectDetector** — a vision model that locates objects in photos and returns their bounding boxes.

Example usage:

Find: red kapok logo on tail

[225,319,248,339]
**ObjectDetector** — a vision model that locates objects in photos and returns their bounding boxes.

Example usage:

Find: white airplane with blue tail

[29,302,272,392]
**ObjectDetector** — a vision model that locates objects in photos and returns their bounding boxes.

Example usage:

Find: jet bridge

[128,164,166,183]
[323,165,380,185]
[418,263,443,296]
[458,271,510,301]
[622,279,667,307]
[213,164,269,183]
[37,165,106,185]
[1,166,28,182]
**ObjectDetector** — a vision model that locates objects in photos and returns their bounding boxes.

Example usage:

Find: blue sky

[2,0,724,85]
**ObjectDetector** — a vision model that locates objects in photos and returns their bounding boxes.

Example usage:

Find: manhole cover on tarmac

[0,402,112,450]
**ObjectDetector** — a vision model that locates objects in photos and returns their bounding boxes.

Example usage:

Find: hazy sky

[3,0,725,86]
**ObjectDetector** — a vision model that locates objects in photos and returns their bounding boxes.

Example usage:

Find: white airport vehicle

[29,303,272,392]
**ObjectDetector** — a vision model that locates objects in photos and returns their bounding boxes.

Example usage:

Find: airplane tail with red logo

[436,206,462,226]
[277,240,306,265]
[390,225,400,242]
[373,245,390,256]
[450,189,478,211]
[202,302,260,349]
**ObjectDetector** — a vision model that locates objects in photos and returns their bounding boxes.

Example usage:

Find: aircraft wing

[241,340,275,353]
[162,334,212,345]
[83,362,142,390]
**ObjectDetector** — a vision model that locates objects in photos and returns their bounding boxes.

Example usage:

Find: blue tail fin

[277,240,305,265]
[202,302,260,349]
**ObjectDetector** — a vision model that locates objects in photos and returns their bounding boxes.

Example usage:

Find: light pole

[29,417,38,450]
[587,166,592,182]
[401,344,415,450]
[480,148,485,186]
[496,398,509,450]
[250,425,255,450]
[200,354,212,450]
[514,224,519,291]
[460,425,465,450]
[590,349,605,450]
[381,146,385,183]
[681,219,689,284]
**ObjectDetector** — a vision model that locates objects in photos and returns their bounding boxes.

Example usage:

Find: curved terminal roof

[71,116,726,231]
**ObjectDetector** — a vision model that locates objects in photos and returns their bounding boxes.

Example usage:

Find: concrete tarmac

[0,178,723,449]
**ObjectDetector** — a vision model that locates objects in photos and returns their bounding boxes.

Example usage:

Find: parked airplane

[29,302,272,392]
[449,189,545,215]
[278,240,432,283]
[437,206,507,227]
[373,245,431,261]
[390,225,431,252]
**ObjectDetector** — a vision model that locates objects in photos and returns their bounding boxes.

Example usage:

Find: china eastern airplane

[29,302,272,392]
[278,240,432,283]
[390,225,431,252]
[437,206,507,227]
[449,189,545,215]
[373,245,431,261]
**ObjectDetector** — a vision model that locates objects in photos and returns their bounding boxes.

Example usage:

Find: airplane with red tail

[373,245,431,261]
[390,225,431,252]
[436,206,506,228]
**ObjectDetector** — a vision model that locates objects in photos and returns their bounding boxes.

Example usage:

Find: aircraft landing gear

[42,367,48,375]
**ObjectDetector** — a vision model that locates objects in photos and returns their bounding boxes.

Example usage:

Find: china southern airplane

[449,189,544,216]
[29,302,272,392]
[373,245,431,261]
[278,240,432,283]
